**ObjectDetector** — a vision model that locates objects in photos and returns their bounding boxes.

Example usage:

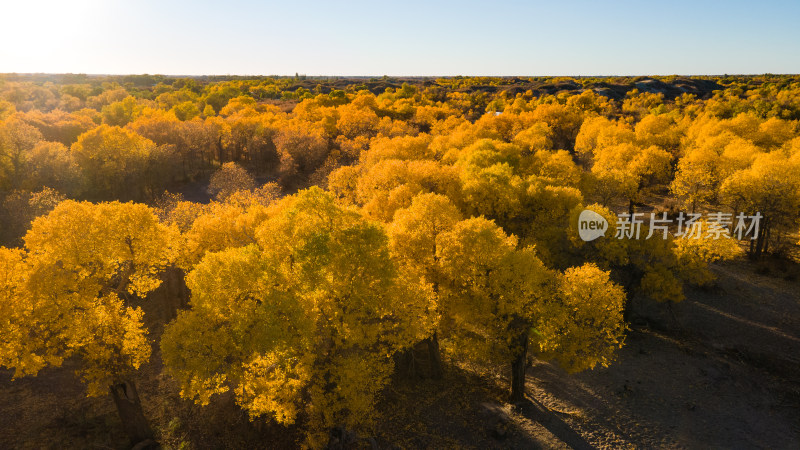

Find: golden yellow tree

[567,204,741,320]
[436,217,626,402]
[534,264,627,373]
[720,151,800,257]
[161,188,429,447]
[0,201,176,445]
[71,125,160,200]
[590,142,673,213]
[0,115,43,189]
[207,161,257,201]
[388,193,462,378]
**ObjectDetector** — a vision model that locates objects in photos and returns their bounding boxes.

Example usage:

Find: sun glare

[0,0,102,72]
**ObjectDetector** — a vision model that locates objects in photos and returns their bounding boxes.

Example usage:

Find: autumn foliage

[1,74,798,447]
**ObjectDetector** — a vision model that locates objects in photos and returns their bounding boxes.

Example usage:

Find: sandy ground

[514,259,800,449]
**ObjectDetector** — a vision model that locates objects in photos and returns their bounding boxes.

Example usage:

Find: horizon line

[2,72,799,78]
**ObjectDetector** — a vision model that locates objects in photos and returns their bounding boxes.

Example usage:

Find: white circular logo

[578,209,608,242]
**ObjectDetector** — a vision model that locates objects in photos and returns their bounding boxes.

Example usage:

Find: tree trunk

[617,264,641,324]
[395,348,418,378]
[168,267,190,313]
[426,332,443,380]
[509,331,529,403]
[109,379,155,446]
[753,218,769,259]
[622,293,633,323]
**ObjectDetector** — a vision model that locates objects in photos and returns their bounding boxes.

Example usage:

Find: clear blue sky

[1,0,798,76]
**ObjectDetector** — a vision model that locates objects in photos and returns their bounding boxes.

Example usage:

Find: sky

[0,0,798,76]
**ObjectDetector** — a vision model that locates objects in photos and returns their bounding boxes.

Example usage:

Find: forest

[0,73,799,449]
